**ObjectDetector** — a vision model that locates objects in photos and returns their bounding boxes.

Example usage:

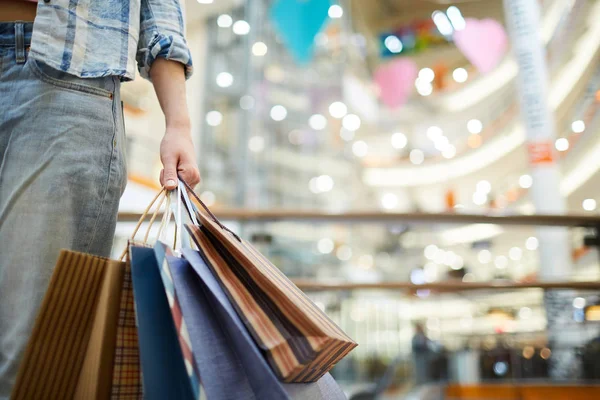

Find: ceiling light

[433,250,446,265]
[426,126,443,140]
[391,132,408,149]
[443,251,457,266]
[309,178,319,194]
[434,136,449,151]
[509,247,522,261]
[217,14,232,27]
[342,114,361,131]
[418,68,435,83]
[270,105,287,121]
[467,119,483,134]
[573,297,586,309]
[583,198,597,211]
[453,67,468,83]
[478,249,492,264]
[446,6,466,31]
[476,180,491,194]
[442,144,456,159]
[252,41,268,56]
[232,20,250,35]
[206,110,223,126]
[288,130,304,145]
[415,78,433,96]
[336,245,352,261]
[410,149,424,165]
[468,134,482,148]
[432,10,453,36]
[525,236,539,251]
[329,101,347,118]
[473,191,487,205]
[352,141,368,157]
[381,193,399,210]
[451,256,464,270]
[494,255,508,269]
[571,120,585,133]
[424,263,438,282]
[384,35,403,53]
[318,238,335,254]
[555,137,569,152]
[239,95,255,110]
[315,175,334,192]
[328,4,343,19]
[424,244,438,260]
[518,307,532,319]
[309,114,327,130]
[248,136,265,152]
[197,0,213,3]
[216,72,233,87]
[519,174,533,189]
[358,254,374,269]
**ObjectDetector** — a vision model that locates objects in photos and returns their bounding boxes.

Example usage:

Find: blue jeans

[0,22,127,398]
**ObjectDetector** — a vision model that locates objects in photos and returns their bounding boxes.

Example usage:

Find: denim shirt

[29,0,193,81]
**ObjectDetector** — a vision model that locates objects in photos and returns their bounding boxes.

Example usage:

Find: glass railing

[113,210,600,398]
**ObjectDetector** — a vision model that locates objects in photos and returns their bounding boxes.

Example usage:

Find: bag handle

[119,187,170,261]
[179,178,242,242]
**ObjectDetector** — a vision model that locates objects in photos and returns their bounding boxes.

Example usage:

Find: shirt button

[43,0,50,3]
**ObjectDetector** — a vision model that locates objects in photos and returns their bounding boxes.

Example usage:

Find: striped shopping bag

[181,184,357,383]
[11,250,143,400]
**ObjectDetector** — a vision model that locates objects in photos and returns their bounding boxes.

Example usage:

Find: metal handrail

[290,280,600,292]
[117,210,600,228]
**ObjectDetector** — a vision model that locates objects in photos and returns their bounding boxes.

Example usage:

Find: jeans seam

[84,95,119,253]
[28,57,113,99]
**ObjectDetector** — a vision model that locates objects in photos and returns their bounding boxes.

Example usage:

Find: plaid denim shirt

[29,0,192,81]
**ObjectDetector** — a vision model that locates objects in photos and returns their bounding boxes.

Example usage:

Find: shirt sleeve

[136,0,193,80]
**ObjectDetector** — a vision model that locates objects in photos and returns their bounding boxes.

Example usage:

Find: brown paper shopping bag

[11,251,142,400]
[181,181,357,383]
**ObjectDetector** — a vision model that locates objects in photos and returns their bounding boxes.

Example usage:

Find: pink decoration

[453,18,508,74]
[374,59,418,109]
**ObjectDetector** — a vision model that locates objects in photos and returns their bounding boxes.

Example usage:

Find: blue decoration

[270,0,331,64]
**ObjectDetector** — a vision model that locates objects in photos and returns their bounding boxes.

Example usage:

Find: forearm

[149,58,200,189]
[150,58,191,130]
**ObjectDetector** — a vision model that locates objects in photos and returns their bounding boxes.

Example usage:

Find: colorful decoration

[374,59,418,108]
[270,0,331,64]
[453,18,508,74]
[379,19,448,58]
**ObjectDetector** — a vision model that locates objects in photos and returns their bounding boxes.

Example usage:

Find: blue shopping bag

[177,248,347,400]
[130,246,195,400]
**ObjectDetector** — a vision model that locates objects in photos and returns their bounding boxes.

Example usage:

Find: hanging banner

[270,0,331,64]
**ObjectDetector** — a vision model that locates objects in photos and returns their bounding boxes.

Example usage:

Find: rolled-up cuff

[137,32,193,80]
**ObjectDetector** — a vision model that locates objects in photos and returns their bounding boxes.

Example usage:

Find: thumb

[161,156,179,190]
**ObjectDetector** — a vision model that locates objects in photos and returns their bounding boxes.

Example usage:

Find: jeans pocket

[27,58,114,99]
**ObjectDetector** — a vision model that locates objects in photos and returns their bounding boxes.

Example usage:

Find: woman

[0,1,200,396]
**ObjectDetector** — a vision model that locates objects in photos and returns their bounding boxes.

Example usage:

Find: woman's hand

[150,58,201,190]
[160,124,201,190]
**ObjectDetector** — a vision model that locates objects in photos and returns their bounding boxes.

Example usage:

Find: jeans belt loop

[15,21,26,64]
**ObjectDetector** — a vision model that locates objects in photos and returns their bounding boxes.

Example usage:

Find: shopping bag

[11,250,142,400]
[152,242,203,400]
[177,247,347,399]
[180,181,357,383]
[129,245,195,400]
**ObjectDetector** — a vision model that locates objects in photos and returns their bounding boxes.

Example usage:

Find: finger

[162,156,179,190]
[178,164,201,187]
[159,169,165,187]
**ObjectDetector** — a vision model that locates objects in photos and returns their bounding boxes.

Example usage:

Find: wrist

[165,116,191,132]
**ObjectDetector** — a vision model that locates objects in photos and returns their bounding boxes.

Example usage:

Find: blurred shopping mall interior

[116,0,600,398]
